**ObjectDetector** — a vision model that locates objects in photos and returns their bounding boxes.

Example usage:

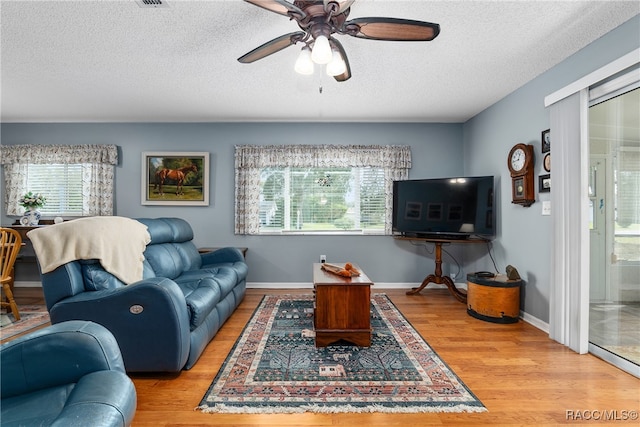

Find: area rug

[198,294,486,414]
[0,305,50,340]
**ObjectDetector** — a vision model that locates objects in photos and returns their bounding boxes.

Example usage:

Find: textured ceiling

[1,0,638,123]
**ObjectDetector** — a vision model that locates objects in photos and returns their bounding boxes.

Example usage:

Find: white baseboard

[14,281,42,288]
[246,282,468,290]
[247,282,314,289]
[17,281,468,290]
[520,311,549,333]
[246,282,418,290]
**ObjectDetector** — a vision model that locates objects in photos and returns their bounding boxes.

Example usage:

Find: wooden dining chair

[1,228,22,321]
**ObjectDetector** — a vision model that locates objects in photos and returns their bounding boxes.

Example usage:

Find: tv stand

[395,237,486,303]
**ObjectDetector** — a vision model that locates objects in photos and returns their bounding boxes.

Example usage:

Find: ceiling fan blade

[238,31,306,63]
[344,17,440,41]
[331,39,351,82]
[244,0,306,18]
[323,0,355,14]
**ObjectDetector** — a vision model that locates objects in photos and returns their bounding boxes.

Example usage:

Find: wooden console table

[312,262,373,347]
[395,237,486,303]
[4,223,45,269]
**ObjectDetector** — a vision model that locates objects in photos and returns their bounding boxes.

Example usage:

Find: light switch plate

[542,200,551,215]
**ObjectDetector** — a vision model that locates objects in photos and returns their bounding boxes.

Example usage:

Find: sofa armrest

[1,321,125,398]
[200,247,245,265]
[49,277,191,372]
[51,370,136,427]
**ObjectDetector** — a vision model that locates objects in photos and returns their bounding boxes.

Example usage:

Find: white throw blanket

[27,216,151,285]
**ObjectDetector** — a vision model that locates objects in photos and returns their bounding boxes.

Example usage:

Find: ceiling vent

[136,0,169,8]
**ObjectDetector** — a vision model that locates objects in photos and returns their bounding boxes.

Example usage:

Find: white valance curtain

[0,144,118,216]
[234,144,412,235]
[548,92,590,354]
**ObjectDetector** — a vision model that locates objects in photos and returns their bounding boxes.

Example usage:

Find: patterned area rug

[198,294,486,414]
[0,305,50,340]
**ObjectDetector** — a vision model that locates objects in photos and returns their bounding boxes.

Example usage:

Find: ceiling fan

[238,0,440,82]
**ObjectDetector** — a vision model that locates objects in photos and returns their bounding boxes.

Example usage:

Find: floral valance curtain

[1,144,118,216]
[234,144,411,235]
[0,144,118,165]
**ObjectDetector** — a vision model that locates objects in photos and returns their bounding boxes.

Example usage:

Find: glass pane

[27,164,84,216]
[258,167,385,233]
[589,87,640,368]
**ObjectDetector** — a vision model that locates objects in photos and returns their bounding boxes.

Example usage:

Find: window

[23,164,84,216]
[1,144,118,217]
[260,167,385,233]
[235,145,411,235]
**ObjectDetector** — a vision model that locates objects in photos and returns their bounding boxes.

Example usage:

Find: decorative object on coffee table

[320,262,360,277]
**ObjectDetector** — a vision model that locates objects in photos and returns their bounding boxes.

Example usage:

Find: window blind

[26,164,84,216]
[259,167,385,233]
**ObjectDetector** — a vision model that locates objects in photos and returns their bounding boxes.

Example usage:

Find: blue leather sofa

[1,320,136,427]
[38,217,247,372]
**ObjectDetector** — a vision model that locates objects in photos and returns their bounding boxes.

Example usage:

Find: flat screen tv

[392,176,496,240]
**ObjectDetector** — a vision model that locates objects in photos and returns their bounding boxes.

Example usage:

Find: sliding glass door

[588,85,640,373]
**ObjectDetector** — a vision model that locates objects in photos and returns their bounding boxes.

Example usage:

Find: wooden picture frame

[141,151,209,206]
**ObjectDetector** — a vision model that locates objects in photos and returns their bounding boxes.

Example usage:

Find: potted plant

[19,191,46,226]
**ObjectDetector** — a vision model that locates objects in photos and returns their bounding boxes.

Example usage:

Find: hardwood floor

[7,287,640,426]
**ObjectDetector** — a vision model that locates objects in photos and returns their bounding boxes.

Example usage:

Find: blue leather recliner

[1,320,137,427]
[37,217,248,372]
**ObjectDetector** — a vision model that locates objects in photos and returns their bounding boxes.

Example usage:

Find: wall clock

[507,143,535,207]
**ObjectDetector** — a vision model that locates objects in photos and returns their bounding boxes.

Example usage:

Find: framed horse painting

[141,152,210,206]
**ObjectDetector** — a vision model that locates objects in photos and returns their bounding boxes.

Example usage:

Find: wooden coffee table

[312,262,373,347]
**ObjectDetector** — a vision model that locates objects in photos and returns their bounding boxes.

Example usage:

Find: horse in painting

[154,164,198,195]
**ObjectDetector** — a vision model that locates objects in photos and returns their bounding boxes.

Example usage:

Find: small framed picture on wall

[539,174,550,193]
[541,129,550,153]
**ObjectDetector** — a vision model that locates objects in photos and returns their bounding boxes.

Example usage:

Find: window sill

[259,230,385,236]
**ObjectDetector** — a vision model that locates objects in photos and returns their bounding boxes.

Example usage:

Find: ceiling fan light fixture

[241,0,441,83]
[311,35,332,64]
[294,47,314,75]
[326,48,346,76]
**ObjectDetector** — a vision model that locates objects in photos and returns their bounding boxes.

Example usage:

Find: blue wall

[462,15,640,322]
[2,15,638,324]
[1,122,469,285]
